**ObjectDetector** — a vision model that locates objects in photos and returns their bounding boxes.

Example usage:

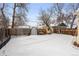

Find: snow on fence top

[14,26,30,28]
[8,26,31,29]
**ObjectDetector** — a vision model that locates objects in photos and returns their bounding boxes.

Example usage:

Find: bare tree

[14,16,25,26]
[51,3,78,28]
[38,8,53,33]
[12,3,16,28]
[49,3,65,25]
[38,3,65,33]
[54,3,65,24]
[68,3,79,28]
[0,3,8,27]
[12,3,29,28]
[64,13,73,25]
[0,3,9,42]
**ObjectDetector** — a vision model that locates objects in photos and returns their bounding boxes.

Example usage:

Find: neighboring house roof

[58,23,67,27]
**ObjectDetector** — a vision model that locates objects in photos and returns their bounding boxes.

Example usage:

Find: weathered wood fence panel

[53,27,77,36]
[9,28,31,35]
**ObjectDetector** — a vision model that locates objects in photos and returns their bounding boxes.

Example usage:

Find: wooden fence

[37,26,77,36]
[53,27,78,36]
[8,28,31,35]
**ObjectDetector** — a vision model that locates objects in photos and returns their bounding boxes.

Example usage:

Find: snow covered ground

[0,34,79,56]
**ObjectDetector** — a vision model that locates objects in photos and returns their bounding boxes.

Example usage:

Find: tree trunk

[12,3,16,28]
[1,3,6,27]
[70,15,77,29]
[46,23,52,33]
[1,3,6,39]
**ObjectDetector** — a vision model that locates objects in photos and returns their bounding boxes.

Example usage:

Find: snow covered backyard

[0,34,79,56]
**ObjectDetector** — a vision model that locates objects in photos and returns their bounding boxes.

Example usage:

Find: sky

[4,3,52,27]
[28,3,52,21]
[27,3,73,27]
[27,3,52,27]
[0,3,77,27]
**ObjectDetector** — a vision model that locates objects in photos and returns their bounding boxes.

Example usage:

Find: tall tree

[55,3,65,24]
[0,3,9,42]
[69,3,79,28]
[50,3,64,24]
[0,3,8,27]
[12,3,16,28]
[38,8,53,33]
[12,3,28,28]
